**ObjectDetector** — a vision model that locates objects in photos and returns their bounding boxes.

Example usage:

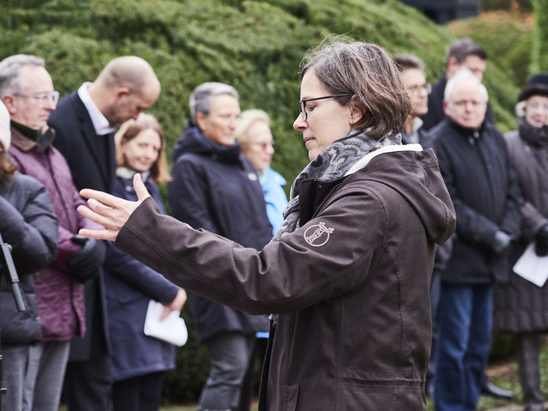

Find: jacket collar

[10,123,55,153]
[345,144,423,176]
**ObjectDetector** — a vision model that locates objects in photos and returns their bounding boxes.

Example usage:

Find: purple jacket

[8,126,99,341]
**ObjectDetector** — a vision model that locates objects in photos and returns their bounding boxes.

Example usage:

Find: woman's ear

[349,100,363,126]
[195,111,207,131]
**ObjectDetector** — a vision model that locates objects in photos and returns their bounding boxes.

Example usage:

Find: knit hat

[0,100,10,150]
[518,73,548,102]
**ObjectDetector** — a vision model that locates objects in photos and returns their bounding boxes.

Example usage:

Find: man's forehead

[462,55,486,70]
[451,82,484,98]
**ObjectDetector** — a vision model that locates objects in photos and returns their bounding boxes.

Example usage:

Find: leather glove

[492,230,511,255]
[68,236,107,283]
[535,225,548,257]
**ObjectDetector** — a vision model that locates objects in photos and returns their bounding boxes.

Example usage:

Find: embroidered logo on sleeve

[304,222,334,247]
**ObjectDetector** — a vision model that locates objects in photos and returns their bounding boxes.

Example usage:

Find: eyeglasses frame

[299,94,353,121]
[13,91,60,106]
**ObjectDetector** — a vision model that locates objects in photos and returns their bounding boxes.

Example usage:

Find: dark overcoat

[431,119,522,284]
[103,174,180,381]
[48,92,113,360]
[168,125,272,341]
[494,125,548,333]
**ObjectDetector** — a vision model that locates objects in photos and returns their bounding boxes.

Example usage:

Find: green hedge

[0,0,529,402]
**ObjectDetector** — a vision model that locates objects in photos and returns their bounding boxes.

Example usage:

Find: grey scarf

[273,130,400,241]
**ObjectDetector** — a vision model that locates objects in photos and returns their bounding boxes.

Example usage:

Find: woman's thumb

[133,173,151,202]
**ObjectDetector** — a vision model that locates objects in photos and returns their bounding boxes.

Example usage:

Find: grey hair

[0,54,45,97]
[392,53,425,73]
[444,68,488,103]
[189,82,239,124]
[515,101,526,117]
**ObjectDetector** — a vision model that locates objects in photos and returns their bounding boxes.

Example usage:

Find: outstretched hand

[77,174,151,242]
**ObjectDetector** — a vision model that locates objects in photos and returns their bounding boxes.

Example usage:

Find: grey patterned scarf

[273,130,400,241]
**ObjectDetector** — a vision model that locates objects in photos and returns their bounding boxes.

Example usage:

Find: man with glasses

[429,68,521,410]
[393,53,431,145]
[47,56,160,411]
[0,54,106,411]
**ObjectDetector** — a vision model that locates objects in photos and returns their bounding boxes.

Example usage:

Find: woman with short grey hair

[169,82,272,411]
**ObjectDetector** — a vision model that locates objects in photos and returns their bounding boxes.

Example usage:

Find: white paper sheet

[143,300,188,347]
[513,242,548,287]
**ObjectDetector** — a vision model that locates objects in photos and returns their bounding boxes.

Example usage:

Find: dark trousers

[64,354,112,411]
[199,332,255,411]
[517,333,544,410]
[112,372,164,411]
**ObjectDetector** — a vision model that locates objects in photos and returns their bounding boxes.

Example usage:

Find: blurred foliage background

[0,0,539,404]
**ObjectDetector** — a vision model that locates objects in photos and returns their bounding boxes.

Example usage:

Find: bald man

[48,56,160,411]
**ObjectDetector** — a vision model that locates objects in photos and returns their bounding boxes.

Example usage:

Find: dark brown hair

[300,39,412,138]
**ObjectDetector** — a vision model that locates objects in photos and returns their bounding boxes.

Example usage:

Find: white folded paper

[144,300,188,347]
[513,242,548,287]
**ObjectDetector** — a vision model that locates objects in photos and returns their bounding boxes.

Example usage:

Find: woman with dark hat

[493,73,548,411]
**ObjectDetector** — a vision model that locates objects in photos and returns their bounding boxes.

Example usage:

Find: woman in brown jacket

[493,73,548,411]
[76,40,456,411]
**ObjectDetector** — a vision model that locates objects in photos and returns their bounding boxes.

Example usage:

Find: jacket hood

[352,145,455,245]
[173,122,240,163]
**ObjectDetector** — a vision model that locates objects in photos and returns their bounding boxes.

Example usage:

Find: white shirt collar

[78,82,116,135]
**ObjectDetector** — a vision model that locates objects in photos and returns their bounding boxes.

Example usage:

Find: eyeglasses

[407,83,432,95]
[450,99,487,108]
[13,91,60,106]
[527,102,548,112]
[299,94,353,121]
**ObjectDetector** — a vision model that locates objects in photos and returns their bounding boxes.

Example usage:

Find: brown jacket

[116,147,455,410]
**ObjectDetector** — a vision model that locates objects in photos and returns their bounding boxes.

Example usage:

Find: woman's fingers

[78,227,117,242]
[77,185,146,242]
[80,188,120,206]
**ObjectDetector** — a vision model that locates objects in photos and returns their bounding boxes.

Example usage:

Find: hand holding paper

[144,300,188,347]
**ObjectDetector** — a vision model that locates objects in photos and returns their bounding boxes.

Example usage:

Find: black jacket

[48,90,112,360]
[432,119,522,284]
[0,172,58,345]
[168,124,272,341]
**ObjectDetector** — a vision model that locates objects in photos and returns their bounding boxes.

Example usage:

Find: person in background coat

[430,69,522,411]
[0,99,58,411]
[105,113,187,411]
[392,53,430,145]
[168,82,272,411]
[0,54,106,411]
[236,109,288,235]
[421,38,493,132]
[235,109,288,410]
[76,40,456,411]
[47,55,161,411]
[493,73,548,411]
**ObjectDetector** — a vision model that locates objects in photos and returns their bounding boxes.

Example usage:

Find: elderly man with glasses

[429,68,522,411]
[0,54,106,411]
